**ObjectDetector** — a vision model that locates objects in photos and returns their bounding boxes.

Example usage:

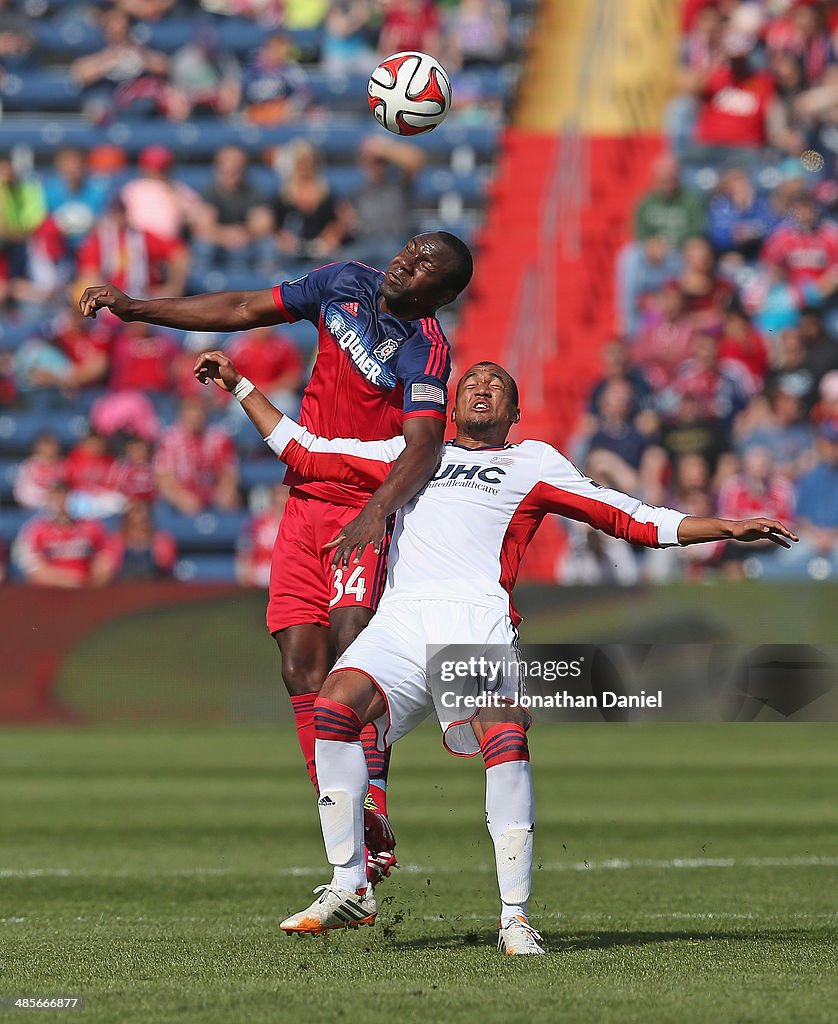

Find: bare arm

[79,284,284,331]
[677,516,798,547]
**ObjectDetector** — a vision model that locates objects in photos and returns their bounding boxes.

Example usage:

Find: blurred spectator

[668,331,753,426]
[243,32,311,125]
[322,0,377,72]
[70,7,170,119]
[635,153,705,250]
[111,437,156,503]
[64,430,124,518]
[90,390,160,442]
[110,500,176,580]
[812,369,838,428]
[761,192,838,290]
[707,168,777,263]
[718,307,769,389]
[659,391,732,477]
[13,434,65,511]
[717,445,795,576]
[43,148,111,258]
[155,398,239,514]
[225,327,304,407]
[108,321,179,393]
[236,484,288,586]
[13,307,109,393]
[691,34,775,153]
[618,153,703,333]
[676,235,733,329]
[115,0,176,19]
[764,326,819,408]
[380,0,441,57]
[586,339,653,419]
[273,141,351,259]
[347,136,425,268]
[583,379,662,499]
[0,0,34,69]
[765,51,808,157]
[13,481,114,587]
[166,26,242,122]
[76,197,189,299]
[799,311,838,383]
[736,383,815,481]
[758,423,838,579]
[446,0,509,70]
[632,283,695,391]
[121,146,204,242]
[764,0,829,85]
[192,146,274,273]
[0,156,47,306]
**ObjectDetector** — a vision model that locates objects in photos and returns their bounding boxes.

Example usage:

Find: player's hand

[730,519,799,548]
[79,284,136,320]
[324,503,388,568]
[193,350,241,392]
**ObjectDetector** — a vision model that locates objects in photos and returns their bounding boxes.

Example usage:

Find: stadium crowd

[0,0,526,584]
[570,0,838,584]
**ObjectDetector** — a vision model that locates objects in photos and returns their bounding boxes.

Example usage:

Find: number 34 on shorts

[329,565,368,606]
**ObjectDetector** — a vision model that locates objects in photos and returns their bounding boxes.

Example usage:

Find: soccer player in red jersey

[80,231,473,878]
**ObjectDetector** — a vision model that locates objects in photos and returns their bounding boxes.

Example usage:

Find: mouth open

[471,400,491,412]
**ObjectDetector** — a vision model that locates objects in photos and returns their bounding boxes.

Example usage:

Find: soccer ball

[367,51,452,136]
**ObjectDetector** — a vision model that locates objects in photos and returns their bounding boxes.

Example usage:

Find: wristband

[233,376,255,403]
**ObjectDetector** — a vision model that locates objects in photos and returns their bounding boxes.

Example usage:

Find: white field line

[421,911,838,923]
[1,855,837,880]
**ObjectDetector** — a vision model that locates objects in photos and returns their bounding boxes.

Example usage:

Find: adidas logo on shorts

[318,795,336,806]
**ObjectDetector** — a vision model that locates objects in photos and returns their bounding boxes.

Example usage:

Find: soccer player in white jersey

[193,350,798,955]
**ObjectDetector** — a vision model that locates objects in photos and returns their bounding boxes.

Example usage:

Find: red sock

[289,692,318,791]
[480,723,530,769]
[361,722,389,814]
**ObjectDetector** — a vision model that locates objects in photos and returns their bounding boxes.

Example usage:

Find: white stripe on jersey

[265,419,687,621]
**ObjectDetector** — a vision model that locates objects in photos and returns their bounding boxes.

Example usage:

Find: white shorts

[329,598,524,757]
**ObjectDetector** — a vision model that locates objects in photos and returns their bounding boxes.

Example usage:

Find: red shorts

[267,492,391,633]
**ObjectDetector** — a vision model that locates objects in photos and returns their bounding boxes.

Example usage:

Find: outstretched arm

[535,445,798,549]
[80,284,284,332]
[193,351,405,490]
[677,516,797,547]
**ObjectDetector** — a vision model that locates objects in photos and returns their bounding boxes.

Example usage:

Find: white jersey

[266,418,687,623]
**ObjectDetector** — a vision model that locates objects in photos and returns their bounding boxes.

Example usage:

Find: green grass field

[2,724,837,1024]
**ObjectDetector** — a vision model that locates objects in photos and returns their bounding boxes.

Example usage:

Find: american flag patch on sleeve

[411,382,446,405]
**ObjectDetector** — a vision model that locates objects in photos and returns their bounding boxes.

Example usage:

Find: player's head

[381,232,473,317]
[452,362,520,441]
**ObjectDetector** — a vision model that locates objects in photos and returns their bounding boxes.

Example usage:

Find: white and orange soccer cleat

[497,915,545,955]
[279,884,377,935]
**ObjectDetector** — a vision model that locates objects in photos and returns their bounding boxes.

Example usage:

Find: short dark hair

[434,231,474,295]
[457,362,519,407]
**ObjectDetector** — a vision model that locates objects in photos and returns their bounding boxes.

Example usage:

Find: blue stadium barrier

[0,118,500,161]
[0,411,89,457]
[153,506,249,552]
[0,459,18,502]
[174,553,238,582]
[239,458,284,490]
[0,507,34,543]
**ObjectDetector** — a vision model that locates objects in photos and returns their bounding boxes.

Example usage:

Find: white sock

[485,760,535,926]
[315,737,368,892]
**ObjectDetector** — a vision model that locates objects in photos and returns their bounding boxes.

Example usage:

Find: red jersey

[109,327,178,392]
[77,222,184,296]
[696,66,774,147]
[64,446,117,495]
[225,331,304,393]
[272,261,451,506]
[15,516,109,583]
[154,423,236,506]
[761,222,838,287]
[111,458,156,502]
[718,474,794,524]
